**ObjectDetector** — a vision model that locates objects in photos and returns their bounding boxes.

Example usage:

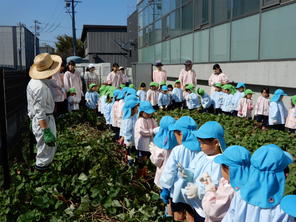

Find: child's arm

[149,143,165,168]
[138,119,154,137]
[202,180,235,221]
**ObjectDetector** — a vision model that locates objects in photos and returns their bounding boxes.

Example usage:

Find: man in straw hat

[27,53,62,171]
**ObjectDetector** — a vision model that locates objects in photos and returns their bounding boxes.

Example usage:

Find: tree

[55,35,84,60]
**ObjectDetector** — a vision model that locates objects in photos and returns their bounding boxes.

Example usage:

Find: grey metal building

[39,44,55,54]
[0,25,39,70]
[127,10,139,67]
[81,25,128,67]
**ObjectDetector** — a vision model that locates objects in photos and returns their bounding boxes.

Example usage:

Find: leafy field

[0,109,295,221]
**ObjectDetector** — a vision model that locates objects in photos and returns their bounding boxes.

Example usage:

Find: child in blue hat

[201,145,251,222]
[136,82,147,101]
[269,89,288,131]
[159,116,201,222]
[158,85,171,110]
[134,101,158,176]
[222,144,293,222]
[150,116,178,188]
[120,98,140,164]
[280,195,296,219]
[231,82,246,116]
[180,121,225,219]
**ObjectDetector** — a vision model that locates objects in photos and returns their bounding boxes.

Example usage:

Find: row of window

[138,0,295,48]
[138,3,296,64]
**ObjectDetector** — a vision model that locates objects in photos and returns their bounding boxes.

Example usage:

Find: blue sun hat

[236,82,246,89]
[116,90,125,100]
[122,99,139,120]
[270,89,287,102]
[240,144,293,209]
[125,87,137,97]
[113,89,121,99]
[169,116,200,151]
[193,121,226,152]
[124,95,138,103]
[162,85,168,91]
[153,116,177,150]
[280,195,296,217]
[138,101,155,114]
[214,145,251,191]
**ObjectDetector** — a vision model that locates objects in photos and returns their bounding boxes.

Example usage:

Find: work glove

[43,128,56,146]
[177,163,194,182]
[199,173,216,192]
[160,188,170,204]
[185,182,198,199]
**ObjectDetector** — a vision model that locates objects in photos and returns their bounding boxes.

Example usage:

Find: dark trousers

[232,110,238,117]
[214,108,222,115]
[269,124,285,131]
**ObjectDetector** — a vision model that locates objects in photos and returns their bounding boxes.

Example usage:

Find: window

[193,29,209,63]
[210,23,230,61]
[231,15,259,61]
[193,0,209,29]
[233,0,260,18]
[211,0,231,25]
[162,40,171,64]
[260,3,296,59]
[138,11,144,30]
[181,1,193,34]
[154,43,162,61]
[138,30,144,48]
[262,0,280,8]
[170,37,181,64]
[162,15,170,40]
[181,34,193,62]
[168,9,182,38]
[151,20,162,43]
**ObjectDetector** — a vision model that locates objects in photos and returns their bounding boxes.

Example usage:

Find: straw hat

[29,53,62,80]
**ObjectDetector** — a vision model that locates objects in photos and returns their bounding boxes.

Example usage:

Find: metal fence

[0,68,29,188]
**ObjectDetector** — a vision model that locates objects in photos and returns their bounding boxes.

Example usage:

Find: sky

[0,0,136,47]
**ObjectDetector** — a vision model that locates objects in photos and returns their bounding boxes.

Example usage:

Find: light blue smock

[85,91,99,110]
[231,91,245,111]
[222,192,294,222]
[211,91,224,109]
[200,93,213,109]
[122,114,138,144]
[160,144,200,204]
[180,152,222,217]
[99,95,107,114]
[221,93,234,112]
[158,92,171,107]
[137,90,147,101]
[172,88,183,102]
[269,101,288,125]
[103,102,113,125]
[187,93,200,110]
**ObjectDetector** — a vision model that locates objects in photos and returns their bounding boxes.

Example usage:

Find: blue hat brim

[280,195,296,217]
[193,130,226,152]
[140,107,155,114]
[214,155,227,165]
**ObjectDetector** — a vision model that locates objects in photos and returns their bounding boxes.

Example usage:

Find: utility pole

[65,0,81,56]
[33,20,41,57]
